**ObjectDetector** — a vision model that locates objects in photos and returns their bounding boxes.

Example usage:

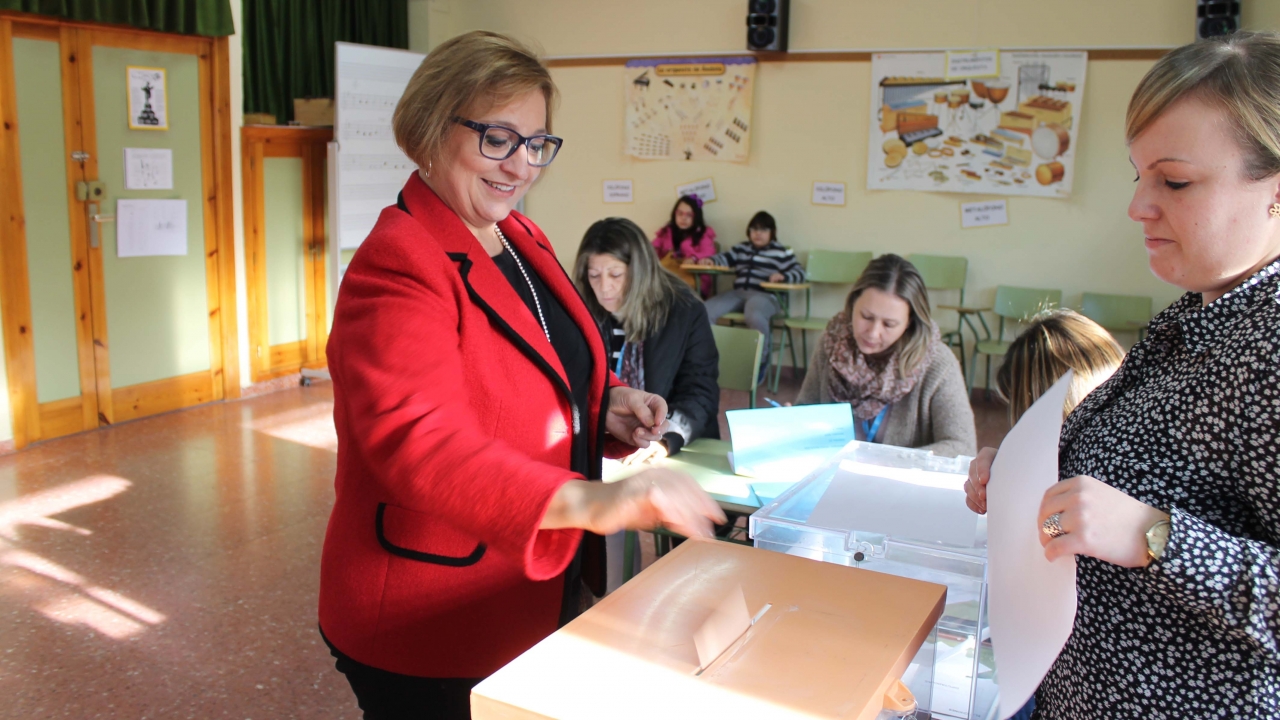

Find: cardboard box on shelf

[293,98,334,127]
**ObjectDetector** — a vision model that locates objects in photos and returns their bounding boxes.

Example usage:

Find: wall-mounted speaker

[747,0,789,52]
[1197,0,1241,40]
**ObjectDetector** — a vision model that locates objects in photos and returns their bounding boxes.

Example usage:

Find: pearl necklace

[494,226,550,343]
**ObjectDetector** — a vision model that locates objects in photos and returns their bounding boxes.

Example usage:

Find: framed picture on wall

[127,66,168,131]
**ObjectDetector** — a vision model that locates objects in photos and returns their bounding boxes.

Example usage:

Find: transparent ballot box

[750,441,995,720]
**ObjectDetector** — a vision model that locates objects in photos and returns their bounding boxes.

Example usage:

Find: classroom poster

[867,51,1087,198]
[624,56,756,163]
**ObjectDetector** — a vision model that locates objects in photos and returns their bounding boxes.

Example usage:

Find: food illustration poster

[624,56,756,163]
[867,51,1087,198]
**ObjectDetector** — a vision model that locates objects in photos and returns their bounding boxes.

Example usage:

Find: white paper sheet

[693,585,751,669]
[986,370,1077,719]
[123,148,173,190]
[805,458,978,547]
[116,199,188,258]
[725,404,853,484]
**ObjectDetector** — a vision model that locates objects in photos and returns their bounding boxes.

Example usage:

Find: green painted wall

[263,157,307,346]
[94,47,210,389]
[15,38,81,404]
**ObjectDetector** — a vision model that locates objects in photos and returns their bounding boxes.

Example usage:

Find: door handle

[87,202,115,249]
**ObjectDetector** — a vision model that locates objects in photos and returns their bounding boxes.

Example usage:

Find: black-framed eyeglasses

[452,117,563,167]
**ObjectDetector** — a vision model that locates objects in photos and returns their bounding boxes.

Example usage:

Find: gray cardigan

[796,341,977,458]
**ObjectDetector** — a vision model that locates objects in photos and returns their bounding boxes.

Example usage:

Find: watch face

[1147,520,1171,561]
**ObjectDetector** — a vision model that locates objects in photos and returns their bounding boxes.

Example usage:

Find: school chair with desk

[1081,291,1152,340]
[967,285,1063,395]
[907,253,975,378]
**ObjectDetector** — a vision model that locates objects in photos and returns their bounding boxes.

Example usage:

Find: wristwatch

[1145,518,1171,563]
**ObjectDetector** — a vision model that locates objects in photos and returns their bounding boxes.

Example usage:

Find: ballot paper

[693,584,752,670]
[805,458,978,547]
[986,371,1078,719]
[725,404,853,484]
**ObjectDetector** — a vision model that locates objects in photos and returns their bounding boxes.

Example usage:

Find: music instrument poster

[867,51,1087,198]
[624,56,756,163]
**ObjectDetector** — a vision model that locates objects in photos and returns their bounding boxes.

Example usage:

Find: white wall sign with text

[812,182,846,206]
[675,178,716,203]
[946,49,1000,80]
[961,199,1009,228]
[603,179,633,203]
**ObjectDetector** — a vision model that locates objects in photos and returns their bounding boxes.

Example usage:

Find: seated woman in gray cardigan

[796,254,976,458]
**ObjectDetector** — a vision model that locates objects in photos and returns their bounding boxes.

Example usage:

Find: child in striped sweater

[700,211,806,379]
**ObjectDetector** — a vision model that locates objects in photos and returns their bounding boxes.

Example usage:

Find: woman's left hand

[1039,475,1170,567]
[606,386,668,447]
[621,440,669,467]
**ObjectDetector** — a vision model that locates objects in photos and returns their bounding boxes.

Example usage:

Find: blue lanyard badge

[860,405,889,444]
[614,341,627,375]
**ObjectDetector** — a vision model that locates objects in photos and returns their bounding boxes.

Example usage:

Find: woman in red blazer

[318,32,724,719]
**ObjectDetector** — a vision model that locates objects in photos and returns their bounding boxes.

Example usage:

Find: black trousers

[323,628,481,720]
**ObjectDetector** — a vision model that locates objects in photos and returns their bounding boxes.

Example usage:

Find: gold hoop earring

[1271,202,1280,218]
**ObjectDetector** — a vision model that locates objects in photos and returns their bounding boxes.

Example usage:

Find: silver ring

[1041,512,1066,538]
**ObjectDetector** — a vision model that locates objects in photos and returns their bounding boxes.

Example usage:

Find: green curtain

[0,0,235,37]
[242,0,408,124]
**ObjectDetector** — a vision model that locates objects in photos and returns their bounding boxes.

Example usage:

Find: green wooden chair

[969,285,1063,394]
[712,324,765,408]
[907,254,972,378]
[1081,292,1152,339]
[780,250,874,386]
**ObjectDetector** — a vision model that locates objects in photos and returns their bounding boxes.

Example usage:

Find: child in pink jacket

[652,195,717,297]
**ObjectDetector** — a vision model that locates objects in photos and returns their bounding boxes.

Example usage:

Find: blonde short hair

[392,31,556,170]
[1127,31,1280,181]
[996,309,1124,424]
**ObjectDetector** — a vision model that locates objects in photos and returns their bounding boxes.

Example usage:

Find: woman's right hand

[543,470,726,539]
[965,447,998,514]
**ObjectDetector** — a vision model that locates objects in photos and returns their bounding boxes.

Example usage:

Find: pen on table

[763,398,781,408]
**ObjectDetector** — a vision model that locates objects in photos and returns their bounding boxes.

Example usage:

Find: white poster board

[333,42,426,251]
[867,50,1087,198]
[329,42,427,325]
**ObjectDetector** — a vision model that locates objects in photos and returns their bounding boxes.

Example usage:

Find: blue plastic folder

[725,404,855,504]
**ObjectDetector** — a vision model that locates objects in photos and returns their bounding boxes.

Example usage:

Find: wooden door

[242,126,331,383]
[0,15,237,449]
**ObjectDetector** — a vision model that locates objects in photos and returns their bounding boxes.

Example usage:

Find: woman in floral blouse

[967,32,1280,718]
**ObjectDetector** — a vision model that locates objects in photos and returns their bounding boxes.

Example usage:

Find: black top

[492,248,593,477]
[1043,257,1280,717]
[600,290,720,454]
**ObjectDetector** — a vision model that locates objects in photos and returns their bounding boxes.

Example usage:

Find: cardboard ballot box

[471,540,945,720]
[751,441,993,720]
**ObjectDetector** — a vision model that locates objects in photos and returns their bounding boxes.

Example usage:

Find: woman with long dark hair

[576,217,720,461]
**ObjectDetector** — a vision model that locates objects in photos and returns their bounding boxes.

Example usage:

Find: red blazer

[319,175,625,678]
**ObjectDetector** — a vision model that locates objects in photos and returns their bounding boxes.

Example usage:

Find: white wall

[414,0,1238,386]
[0,320,11,444]
[229,0,251,389]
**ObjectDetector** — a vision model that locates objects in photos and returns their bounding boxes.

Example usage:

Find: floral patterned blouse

[1040,258,1280,718]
